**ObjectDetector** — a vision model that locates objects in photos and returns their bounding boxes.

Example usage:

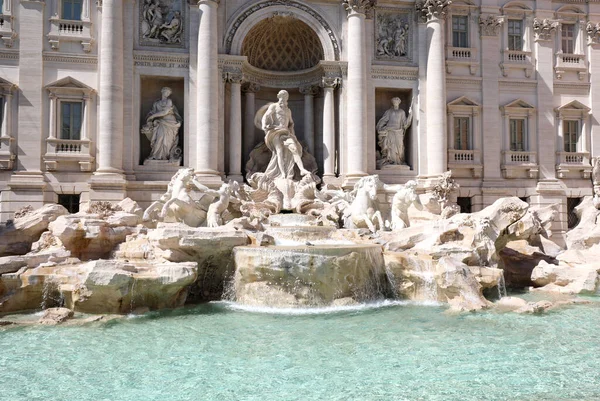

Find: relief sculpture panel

[375,9,412,62]
[140,0,185,48]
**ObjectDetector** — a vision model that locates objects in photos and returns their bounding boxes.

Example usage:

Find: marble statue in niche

[141,87,182,164]
[376,96,414,168]
[258,90,311,180]
[140,0,184,46]
[376,11,410,60]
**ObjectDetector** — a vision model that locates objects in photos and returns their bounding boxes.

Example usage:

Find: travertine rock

[0,204,69,256]
[531,259,600,295]
[117,198,144,217]
[232,244,389,307]
[566,196,600,250]
[48,214,140,260]
[499,240,557,288]
[38,307,74,325]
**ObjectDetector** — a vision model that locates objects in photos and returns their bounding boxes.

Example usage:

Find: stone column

[227,72,243,182]
[322,77,340,179]
[242,82,260,163]
[96,0,124,175]
[81,94,90,141]
[300,85,319,155]
[479,15,504,181]
[2,91,13,138]
[48,94,57,139]
[196,0,221,180]
[588,24,600,158]
[416,0,450,177]
[342,0,375,182]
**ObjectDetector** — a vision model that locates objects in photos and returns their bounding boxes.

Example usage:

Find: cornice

[371,65,418,80]
[0,51,19,61]
[133,52,190,68]
[43,53,98,64]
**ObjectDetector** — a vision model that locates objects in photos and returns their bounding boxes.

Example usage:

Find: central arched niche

[241,14,324,72]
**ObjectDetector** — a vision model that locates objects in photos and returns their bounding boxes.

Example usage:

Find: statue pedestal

[143,158,182,169]
[378,163,411,172]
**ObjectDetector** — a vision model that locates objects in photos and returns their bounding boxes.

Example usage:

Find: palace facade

[0,0,599,240]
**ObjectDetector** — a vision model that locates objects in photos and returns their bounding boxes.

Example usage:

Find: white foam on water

[214,299,444,315]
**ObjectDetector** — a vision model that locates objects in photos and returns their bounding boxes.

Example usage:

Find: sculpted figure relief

[377,97,414,168]
[141,0,183,45]
[142,87,182,163]
[376,12,410,60]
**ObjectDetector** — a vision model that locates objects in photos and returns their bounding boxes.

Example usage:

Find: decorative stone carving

[376,10,411,61]
[389,180,421,230]
[241,82,261,94]
[415,0,451,22]
[342,175,385,233]
[322,77,341,89]
[533,18,559,42]
[479,15,504,37]
[225,0,340,61]
[342,0,377,15]
[140,0,184,47]
[587,22,600,45]
[376,96,414,169]
[247,90,320,209]
[142,87,182,164]
[299,85,320,97]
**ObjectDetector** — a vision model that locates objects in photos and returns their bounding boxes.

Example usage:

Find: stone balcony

[0,14,16,47]
[48,18,94,52]
[555,53,587,80]
[44,138,94,172]
[447,149,483,177]
[0,136,15,170]
[500,50,533,78]
[501,150,539,178]
[555,151,592,179]
[446,47,479,75]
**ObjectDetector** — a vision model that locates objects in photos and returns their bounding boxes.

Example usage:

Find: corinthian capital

[479,15,505,37]
[342,0,377,16]
[533,18,559,42]
[587,21,600,45]
[415,0,452,22]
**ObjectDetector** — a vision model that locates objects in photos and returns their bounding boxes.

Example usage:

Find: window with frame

[61,101,82,140]
[563,120,579,153]
[454,117,471,150]
[562,24,575,54]
[509,119,527,151]
[62,0,83,21]
[58,194,80,214]
[508,19,523,51]
[452,16,469,48]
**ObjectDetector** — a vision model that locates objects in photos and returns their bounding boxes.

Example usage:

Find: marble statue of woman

[377,97,413,167]
[259,90,311,180]
[142,87,182,162]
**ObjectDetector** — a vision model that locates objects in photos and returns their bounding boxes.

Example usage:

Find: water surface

[2,300,600,401]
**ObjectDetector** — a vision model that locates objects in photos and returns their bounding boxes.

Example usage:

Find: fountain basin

[231,244,390,307]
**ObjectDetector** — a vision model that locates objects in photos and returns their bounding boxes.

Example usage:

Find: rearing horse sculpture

[343,175,385,233]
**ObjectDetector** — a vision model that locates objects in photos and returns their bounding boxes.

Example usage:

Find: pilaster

[226,72,243,182]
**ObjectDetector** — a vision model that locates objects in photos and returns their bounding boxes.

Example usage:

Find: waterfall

[129,278,136,313]
[497,270,507,299]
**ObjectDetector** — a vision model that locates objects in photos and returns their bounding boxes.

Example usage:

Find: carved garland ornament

[479,15,504,37]
[533,18,559,41]
[224,0,340,61]
[587,21,600,45]
[415,0,452,22]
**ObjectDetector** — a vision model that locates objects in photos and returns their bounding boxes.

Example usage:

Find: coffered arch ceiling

[241,15,325,72]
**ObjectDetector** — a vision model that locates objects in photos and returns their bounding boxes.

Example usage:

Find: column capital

[225,71,244,84]
[415,0,451,23]
[342,0,376,17]
[322,77,341,89]
[197,0,220,6]
[241,82,261,94]
[479,15,504,37]
[300,85,320,96]
[533,18,559,42]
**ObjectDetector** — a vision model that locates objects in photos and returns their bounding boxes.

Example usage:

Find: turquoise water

[2,300,600,401]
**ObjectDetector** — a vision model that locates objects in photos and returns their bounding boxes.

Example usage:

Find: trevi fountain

[1,88,600,400]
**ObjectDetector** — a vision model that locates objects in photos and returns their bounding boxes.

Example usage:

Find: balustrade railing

[448,149,480,164]
[503,151,537,164]
[557,151,589,165]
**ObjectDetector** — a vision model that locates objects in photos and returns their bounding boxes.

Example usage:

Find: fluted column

[81,94,90,141]
[322,77,340,178]
[2,91,13,138]
[300,85,319,155]
[227,72,243,182]
[242,82,260,163]
[48,93,57,139]
[96,0,124,174]
[416,0,450,177]
[343,0,375,181]
[196,0,220,178]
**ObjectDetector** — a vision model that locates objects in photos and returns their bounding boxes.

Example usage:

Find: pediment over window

[0,77,17,93]
[501,2,532,11]
[448,96,480,107]
[45,76,95,95]
[555,100,590,118]
[501,99,536,116]
[555,5,585,15]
